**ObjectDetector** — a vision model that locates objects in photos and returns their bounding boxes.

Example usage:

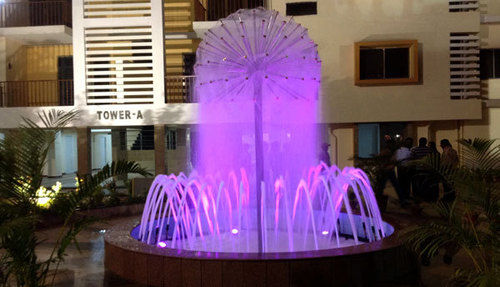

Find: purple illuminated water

[138,164,390,253]
[136,8,392,253]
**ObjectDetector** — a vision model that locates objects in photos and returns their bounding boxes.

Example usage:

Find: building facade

[0,0,497,179]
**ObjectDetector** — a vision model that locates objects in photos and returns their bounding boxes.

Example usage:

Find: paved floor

[32,187,470,286]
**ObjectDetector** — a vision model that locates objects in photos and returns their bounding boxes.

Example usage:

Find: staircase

[130,126,155,151]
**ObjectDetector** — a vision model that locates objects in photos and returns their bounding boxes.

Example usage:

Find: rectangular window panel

[286,2,317,16]
[385,48,409,79]
[358,124,380,158]
[495,49,500,78]
[480,49,494,80]
[359,48,384,80]
[355,40,418,86]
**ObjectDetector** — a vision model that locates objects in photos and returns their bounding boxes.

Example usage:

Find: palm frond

[459,138,500,172]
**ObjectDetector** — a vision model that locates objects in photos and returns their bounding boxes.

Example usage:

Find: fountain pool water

[131,7,393,254]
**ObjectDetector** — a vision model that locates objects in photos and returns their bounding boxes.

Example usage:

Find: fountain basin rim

[105,216,402,261]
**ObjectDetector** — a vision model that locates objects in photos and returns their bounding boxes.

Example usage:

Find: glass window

[355,40,418,86]
[358,124,380,158]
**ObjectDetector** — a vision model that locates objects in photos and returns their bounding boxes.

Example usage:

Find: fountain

[104,8,418,287]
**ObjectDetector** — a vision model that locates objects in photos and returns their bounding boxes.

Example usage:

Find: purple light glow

[157,241,167,248]
[137,8,388,254]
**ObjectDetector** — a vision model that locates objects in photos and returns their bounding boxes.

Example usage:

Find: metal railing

[0,1,72,28]
[165,76,196,103]
[0,80,74,107]
[207,0,264,21]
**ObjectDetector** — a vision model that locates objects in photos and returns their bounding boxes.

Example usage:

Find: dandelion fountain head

[134,8,393,253]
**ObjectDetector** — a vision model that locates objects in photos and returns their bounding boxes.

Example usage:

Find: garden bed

[38,203,145,229]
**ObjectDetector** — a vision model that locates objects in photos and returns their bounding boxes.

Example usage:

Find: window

[355,40,419,86]
[286,2,317,16]
[480,49,500,79]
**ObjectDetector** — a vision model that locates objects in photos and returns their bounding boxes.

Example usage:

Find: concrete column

[77,127,91,176]
[72,0,87,107]
[112,127,127,180]
[151,0,166,105]
[154,125,166,175]
[112,128,127,162]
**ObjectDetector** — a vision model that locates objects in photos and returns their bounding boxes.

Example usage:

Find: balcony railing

[0,80,73,108]
[0,1,72,28]
[207,0,265,21]
[165,76,196,103]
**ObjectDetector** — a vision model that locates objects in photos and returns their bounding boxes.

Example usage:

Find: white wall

[267,0,482,123]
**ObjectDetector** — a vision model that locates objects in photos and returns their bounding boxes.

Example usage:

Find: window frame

[354,40,419,86]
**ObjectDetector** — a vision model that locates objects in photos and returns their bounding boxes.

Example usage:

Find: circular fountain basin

[104,216,419,287]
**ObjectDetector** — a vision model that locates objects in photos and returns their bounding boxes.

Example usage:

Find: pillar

[154,125,166,175]
[112,127,127,162]
[77,127,91,176]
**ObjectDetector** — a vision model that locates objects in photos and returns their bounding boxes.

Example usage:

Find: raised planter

[38,204,145,229]
[77,203,144,219]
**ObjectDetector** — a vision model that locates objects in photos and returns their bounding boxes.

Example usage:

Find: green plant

[75,161,151,209]
[0,110,152,286]
[354,155,388,197]
[402,138,499,286]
